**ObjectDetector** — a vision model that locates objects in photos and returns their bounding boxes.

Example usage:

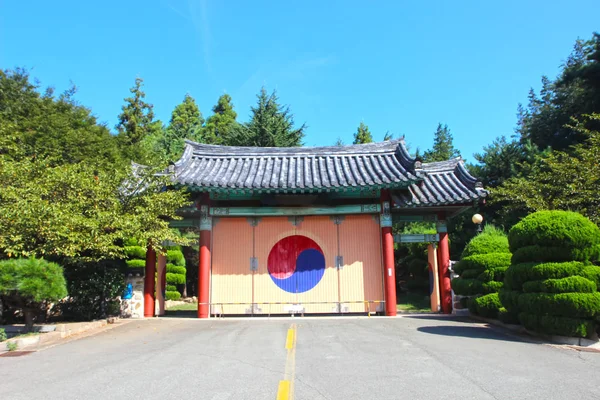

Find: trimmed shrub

[518,312,595,338]
[126,259,146,269]
[459,269,482,279]
[482,281,503,293]
[498,308,520,325]
[167,250,185,267]
[0,328,6,342]
[462,225,510,258]
[472,293,502,318]
[498,290,521,313]
[517,292,600,318]
[477,267,508,283]
[166,264,186,275]
[511,245,599,264]
[166,272,186,285]
[455,253,512,274]
[508,211,600,255]
[124,246,147,260]
[165,291,181,301]
[451,278,483,296]
[166,285,177,292]
[581,265,600,288]
[504,262,586,291]
[522,276,596,294]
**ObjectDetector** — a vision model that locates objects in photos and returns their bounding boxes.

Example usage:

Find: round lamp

[472,213,483,225]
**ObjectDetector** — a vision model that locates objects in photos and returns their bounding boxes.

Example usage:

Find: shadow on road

[417,325,525,343]
[402,314,474,323]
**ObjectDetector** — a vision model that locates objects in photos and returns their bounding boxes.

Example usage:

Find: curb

[469,314,600,350]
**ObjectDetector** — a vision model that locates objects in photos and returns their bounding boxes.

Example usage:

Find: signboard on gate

[428,244,441,312]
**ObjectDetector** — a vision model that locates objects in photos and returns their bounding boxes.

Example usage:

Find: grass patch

[166,303,198,311]
[397,292,431,312]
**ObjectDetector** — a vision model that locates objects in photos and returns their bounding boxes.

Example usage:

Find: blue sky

[1,1,598,160]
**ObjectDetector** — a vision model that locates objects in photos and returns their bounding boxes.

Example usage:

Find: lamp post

[472,213,483,234]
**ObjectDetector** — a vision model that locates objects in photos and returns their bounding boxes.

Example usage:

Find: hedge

[498,290,520,313]
[472,293,502,318]
[477,267,508,283]
[166,285,177,292]
[166,272,186,285]
[124,246,146,260]
[522,276,597,294]
[504,262,586,291]
[482,281,503,293]
[518,312,596,338]
[581,266,600,288]
[498,308,520,325]
[511,245,599,264]
[508,211,600,254]
[517,292,600,318]
[454,253,512,274]
[459,269,482,279]
[126,259,146,269]
[167,250,185,267]
[166,264,186,275]
[165,291,181,301]
[451,278,483,296]
[461,226,510,258]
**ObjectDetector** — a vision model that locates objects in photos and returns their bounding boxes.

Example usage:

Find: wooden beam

[394,233,440,243]
[392,214,438,222]
[209,204,381,217]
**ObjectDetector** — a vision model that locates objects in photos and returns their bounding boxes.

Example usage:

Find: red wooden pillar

[143,247,156,318]
[437,213,452,314]
[197,196,212,318]
[380,190,397,316]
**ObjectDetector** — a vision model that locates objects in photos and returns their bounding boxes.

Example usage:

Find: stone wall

[121,275,144,318]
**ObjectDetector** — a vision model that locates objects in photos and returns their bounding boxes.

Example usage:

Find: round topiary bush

[500,211,600,338]
[462,225,510,258]
[165,291,181,301]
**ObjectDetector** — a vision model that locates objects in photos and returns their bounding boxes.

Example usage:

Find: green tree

[422,123,460,162]
[492,114,600,224]
[233,88,305,147]
[116,78,163,163]
[159,94,204,161]
[334,137,345,146]
[203,94,239,145]
[383,131,394,141]
[0,257,67,330]
[0,68,123,169]
[353,122,373,144]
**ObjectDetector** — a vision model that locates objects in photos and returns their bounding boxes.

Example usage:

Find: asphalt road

[1,315,599,400]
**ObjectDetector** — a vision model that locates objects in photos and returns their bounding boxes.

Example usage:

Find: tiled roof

[392,159,487,207]
[171,139,421,192]
[170,140,487,206]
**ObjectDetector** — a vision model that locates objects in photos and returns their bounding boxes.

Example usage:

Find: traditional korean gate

[211,215,384,315]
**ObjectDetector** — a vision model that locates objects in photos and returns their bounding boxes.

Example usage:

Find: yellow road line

[276,380,290,400]
[285,326,295,349]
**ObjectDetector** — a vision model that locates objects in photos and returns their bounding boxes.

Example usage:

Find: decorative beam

[209,204,381,217]
[392,214,438,223]
[393,233,440,243]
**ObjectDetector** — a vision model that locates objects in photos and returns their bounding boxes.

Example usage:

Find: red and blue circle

[267,235,326,293]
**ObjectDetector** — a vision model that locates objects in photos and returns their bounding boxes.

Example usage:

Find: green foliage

[503,262,586,291]
[231,88,305,147]
[165,291,181,301]
[0,328,6,342]
[498,290,520,313]
[461,225,510,258]
[166,264,186,275]
[6,341,18,351]
[517,292,600,318]
[511,245,600,264]
[522,276,596,294]
[482,281,503,293]
[471,293,503,318]
[477,267,508,283]
[518,313,595,338]
[581,266,600,288]
[159,94,204,161]
[451,278,483,296]
[165,285,177,292]
[422,123,460,162]
[202,94,239,145]
[124,246,147,260]
[498,308,520,325]
[166,272,186,285]
[508,211,600,254]
[126,259,146,269]
[166,250,185,266]
[455,253,512,274]
[459,269,482,279]
[353,122,373,144]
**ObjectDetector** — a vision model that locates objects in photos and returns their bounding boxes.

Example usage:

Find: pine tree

[422,123,460,162]
[353,122,373,144]
[116,78,162,163]
[203,94,238,145]
[334,137,345,146]
[383,131,393,141]
[235,88,305,147]
[160,94,204,160]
